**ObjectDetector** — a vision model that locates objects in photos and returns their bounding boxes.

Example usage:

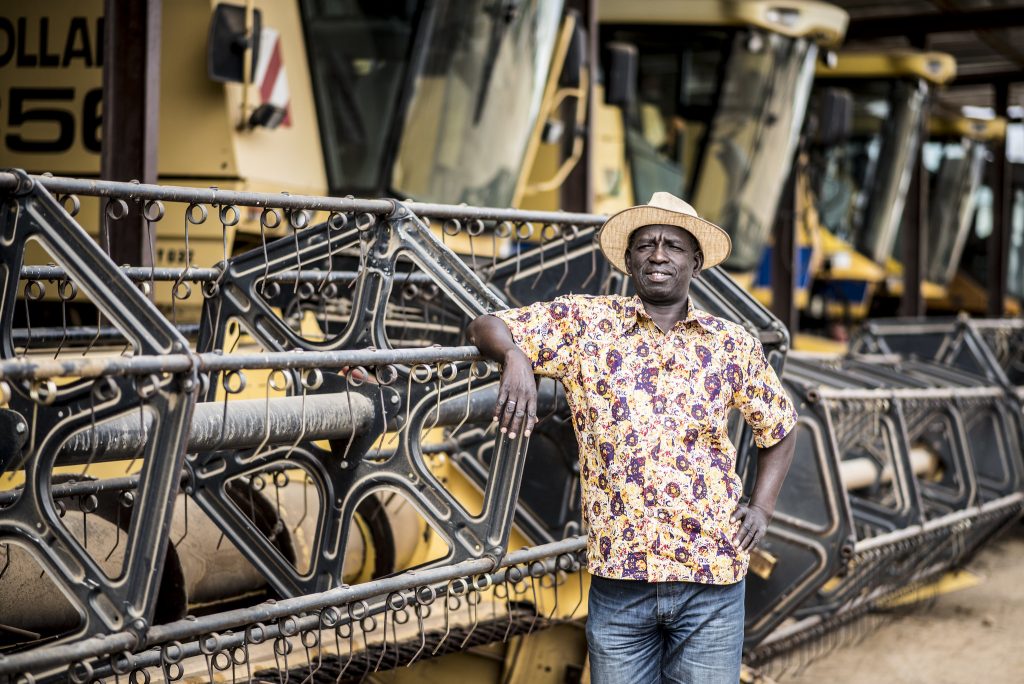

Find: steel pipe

[0,535,586,677]
[839,447,940,490]
[0,172,603,225]
[57,392,375,464]
[0,345,484,380]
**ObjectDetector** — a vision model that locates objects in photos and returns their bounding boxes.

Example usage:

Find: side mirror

[812,87,853,147]
[604,42,637,108]
[208,3,262,83]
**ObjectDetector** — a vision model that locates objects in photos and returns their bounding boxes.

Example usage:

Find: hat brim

[597,205,732,274]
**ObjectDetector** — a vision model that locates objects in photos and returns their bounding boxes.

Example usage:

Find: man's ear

[693,249,704,277]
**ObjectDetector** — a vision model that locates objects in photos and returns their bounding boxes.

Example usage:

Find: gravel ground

[773,524,1024,684]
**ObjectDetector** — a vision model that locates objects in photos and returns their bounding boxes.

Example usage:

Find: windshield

[923,138,987,286]
[811,79,924,264]
[301,0,422,195]
[390,0,564,206]
[1010,186,1024,300]
[607,25,817,271]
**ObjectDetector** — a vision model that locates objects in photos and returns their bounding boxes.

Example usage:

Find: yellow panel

[600,0,848,47]
[817,50,957,85]
[0,2,105,174]
[222,0,328,195]
[929,114,1007,142]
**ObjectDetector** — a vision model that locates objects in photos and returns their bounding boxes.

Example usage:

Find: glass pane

[301,0,422,194]
[694,31,817,271]
[391,0,564,206]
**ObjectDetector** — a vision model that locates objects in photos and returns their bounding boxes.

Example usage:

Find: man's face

[625,224,703,306]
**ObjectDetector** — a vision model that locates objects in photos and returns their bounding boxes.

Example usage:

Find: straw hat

[597,192,732,274]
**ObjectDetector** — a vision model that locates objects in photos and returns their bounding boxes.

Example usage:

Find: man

[467,192,798,684]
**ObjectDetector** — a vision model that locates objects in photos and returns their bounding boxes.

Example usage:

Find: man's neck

[639,294,690,333]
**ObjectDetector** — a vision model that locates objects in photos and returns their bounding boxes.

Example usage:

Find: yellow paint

[817,50,957,85]
[600,0,848,48]
[793,333,847,354]
[929,115,1007,142]
[879,569,981,608]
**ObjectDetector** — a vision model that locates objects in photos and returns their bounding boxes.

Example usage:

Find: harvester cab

[594,0,848,300]
[925,115,1022,316]
[802,49,957,326]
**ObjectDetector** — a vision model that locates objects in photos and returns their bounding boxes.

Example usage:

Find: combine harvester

[0,170,1022,683]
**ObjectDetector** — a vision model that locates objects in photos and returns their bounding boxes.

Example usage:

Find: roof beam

[847,7,1024,40]
[953,69,1024,86]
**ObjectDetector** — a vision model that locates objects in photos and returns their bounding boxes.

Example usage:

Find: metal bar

[0,173,603,225]
[899,73,928,318]
[0,345,484,380]
[953,69,1024,86]
[770,160,797,333]
[100,0,161,268]
[852,492,1024,554]
[18,265,436,286]
[988,82,1011,317]
[12,324,199,347]
[58,392,375,463]
[846,7,1024,39]
[0,535,587,677]
[816,386,1005,401]
[0,474,148,507]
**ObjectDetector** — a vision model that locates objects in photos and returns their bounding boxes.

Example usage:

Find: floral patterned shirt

[493,294,798,584]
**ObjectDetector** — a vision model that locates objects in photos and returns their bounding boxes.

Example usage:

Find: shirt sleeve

[733,335,799,448]
[491,295,583,379]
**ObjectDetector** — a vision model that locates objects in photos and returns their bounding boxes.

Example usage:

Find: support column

[770,159,797,334]
[900,33,928,318]
[100,0,162,268]
[987,81,1011,318]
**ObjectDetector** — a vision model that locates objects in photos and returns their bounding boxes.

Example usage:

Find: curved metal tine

[423,366,445,434]
[249,377,277,465]
[490,232,498,278]
[333,619,355,683]
[291,210,304,294]
[431,581,454,655]
[459,585,480,649]
[370,379,390,460]
[530,229,547,291]
[123,380,149,475]
[174,493,190,549]
[514,229,523,279]
[554,234,571,292]
[83,311,104,358]
[282,383,310,461]
[103,495,124,562]
[580,238,598,290]
[502,578,517,643]
[80,381,103,477]
[567,562,584,621]
[385,372,416,447]
[407,601,428,667]
[446,370,474,442]
[293,473,312,536]
[372,603,391,673]
[53,282,69,359]
[527,573,541,635]
[545,570,560,622]
[340,374,359,464]
[19,288,32,358]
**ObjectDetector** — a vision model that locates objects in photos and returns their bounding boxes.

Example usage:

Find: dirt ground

[772,524,1024,684]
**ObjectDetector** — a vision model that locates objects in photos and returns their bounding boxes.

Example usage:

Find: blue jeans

[586,575,745,684]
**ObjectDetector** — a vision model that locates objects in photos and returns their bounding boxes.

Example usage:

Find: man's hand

[496,348,538,439]
[731,503,770,551]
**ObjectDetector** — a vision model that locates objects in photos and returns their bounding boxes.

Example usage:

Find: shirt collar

[625,295,715,333]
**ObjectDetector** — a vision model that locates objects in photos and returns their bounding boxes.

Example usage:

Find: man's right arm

[467,314,538,439]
